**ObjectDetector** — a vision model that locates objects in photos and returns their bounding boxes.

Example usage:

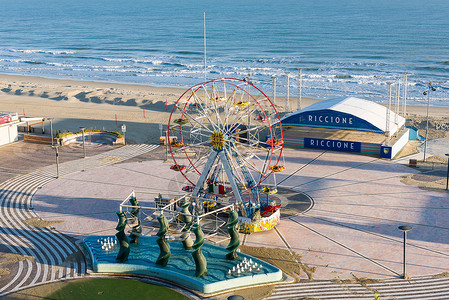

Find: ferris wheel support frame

[191,148,247,217]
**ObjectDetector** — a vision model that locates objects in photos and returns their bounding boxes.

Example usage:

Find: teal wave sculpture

[226,210,240,260]
[115,211,130,263]
[192,223,207,277]
[180,199,194,250]
[129,195,140,218]
[129,219,142,244]
[129,196,141,244]
[155,214,170,267]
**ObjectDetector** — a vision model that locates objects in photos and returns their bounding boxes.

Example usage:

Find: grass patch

[44,278,189,300]
[55,130,123,139]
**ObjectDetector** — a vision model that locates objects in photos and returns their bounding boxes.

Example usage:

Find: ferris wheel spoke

[178,108,215,134]
[201,86,224,129]
[222,109,254,138]
[189,89,220,131]
[224,89,237,130]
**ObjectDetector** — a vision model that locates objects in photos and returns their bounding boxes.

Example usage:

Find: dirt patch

[0,253,35,278]
[0,267,10,277]
[432,272,449,279]
[24,217,64,227]
[98,156,120,163]
[239,245,307,281]
[1,253,35,264]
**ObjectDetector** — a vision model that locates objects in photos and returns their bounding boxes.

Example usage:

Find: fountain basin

[83,236,283,294]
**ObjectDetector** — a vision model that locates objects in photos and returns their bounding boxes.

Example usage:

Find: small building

[280,97,413,159]
[0,112,20,146]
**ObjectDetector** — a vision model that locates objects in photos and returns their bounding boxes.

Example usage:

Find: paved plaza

[1,141,449,299]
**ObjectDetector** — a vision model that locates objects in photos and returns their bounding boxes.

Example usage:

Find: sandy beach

[1,73,448,145]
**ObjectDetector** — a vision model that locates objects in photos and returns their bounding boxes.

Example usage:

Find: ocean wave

[10,49,76,55]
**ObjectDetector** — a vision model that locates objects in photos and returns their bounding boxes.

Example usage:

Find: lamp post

[422,82,436,162]
[285,72,290,113]
[80,127,86,158]
[51,144,60,179]
[398,225,412,279]
[272,76,277,106]
[49,118,54,146]
[445,154,449,190]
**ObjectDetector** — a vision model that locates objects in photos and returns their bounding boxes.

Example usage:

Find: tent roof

[280,97,405,136]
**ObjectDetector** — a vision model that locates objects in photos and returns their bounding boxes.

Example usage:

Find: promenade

[1,142,448,299]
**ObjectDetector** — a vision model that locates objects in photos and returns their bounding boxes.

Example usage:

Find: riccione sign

[304,137,362,153]
[306,114,353,126]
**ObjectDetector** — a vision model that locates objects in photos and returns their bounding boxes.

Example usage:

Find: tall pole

[285,72,290,113]
[52,145,60,179]
[203,12,207,83]
[272,76,277,106]
[50,118,54,146]
[80,127,86,158]
[395,78,400,124]
[398,225,412,279]
[385,83,392,145]
[424,82,431,162]
[298,68,302,110]
[446,153,449,191]
[402,73,408,117]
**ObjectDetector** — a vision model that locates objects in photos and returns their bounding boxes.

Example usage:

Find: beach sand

[1,73,448,145]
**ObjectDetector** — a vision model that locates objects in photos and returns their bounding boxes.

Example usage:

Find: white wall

[0,123,19,146]
[392,128,410,159]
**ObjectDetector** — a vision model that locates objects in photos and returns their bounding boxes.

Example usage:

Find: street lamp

[422,82,436,162]
[80,127,86,158]
[398,225,412,279]
[51,144,60,179]
[49,118,54,146]
[285,72,290,113]
[446,153,449,191]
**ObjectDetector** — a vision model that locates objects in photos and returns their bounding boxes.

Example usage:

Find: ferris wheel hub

[210,130,226,151]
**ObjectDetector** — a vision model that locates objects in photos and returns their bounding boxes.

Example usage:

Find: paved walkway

[2,145,449,299]
[0,144,159,296]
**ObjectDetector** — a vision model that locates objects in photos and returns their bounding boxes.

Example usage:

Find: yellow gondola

[234,100,250,107]
[266,139,284,147]
[213,96,226,102]
[170,141,183,147]
[203,200,217,209]
[269,165,285,172]
[174,118,188,125]
[261,186,278,195]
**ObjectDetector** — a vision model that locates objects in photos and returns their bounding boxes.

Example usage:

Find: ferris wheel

[167,78,284,213]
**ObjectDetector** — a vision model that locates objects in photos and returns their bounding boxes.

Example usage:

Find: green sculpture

[129,196,141,244]
[115,211,130,263]
[155,214,171,267]
[192,223,207,277]
[226,210,240,260]
[180,199,194,250]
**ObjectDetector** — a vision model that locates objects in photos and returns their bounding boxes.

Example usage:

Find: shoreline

[1,73,448,144]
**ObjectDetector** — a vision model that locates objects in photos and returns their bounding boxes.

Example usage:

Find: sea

[0,0,448,107]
